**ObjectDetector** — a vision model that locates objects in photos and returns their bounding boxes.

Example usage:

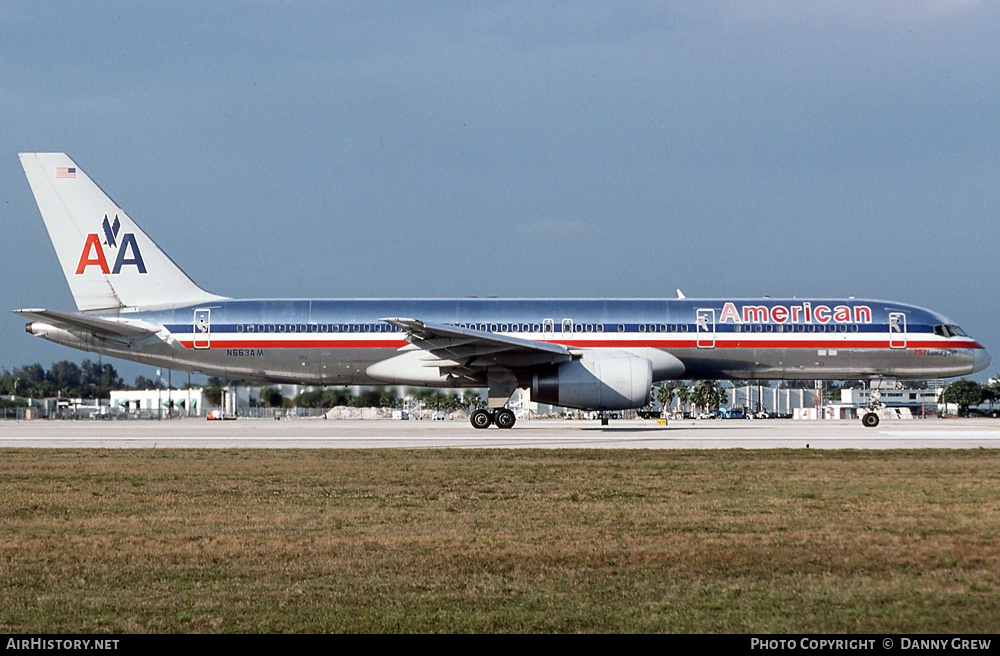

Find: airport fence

[1,407,32,420]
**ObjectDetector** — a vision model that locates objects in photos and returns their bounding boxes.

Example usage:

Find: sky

[1,1,999,384]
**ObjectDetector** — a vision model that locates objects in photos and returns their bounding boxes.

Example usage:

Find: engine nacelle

[531,350,652,410]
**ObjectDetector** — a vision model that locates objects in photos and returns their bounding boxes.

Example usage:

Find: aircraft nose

[972,347,992,374]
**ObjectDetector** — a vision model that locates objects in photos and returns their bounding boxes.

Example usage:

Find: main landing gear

[471,370,519,429]
[470,408,516,429]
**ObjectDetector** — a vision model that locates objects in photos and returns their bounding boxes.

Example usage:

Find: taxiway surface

[2,417,999,449]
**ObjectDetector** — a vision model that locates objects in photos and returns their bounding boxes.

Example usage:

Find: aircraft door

[193,309,211,349]
[696,308,716,348]
[888,312,907,349]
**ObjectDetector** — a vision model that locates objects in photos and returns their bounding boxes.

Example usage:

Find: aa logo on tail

[75,214,147,275]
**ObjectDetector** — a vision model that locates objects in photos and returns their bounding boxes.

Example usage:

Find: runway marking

[881,431,1000,438]
[3,419,1000,449]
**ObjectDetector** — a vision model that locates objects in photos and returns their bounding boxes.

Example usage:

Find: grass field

[1,448,999,633]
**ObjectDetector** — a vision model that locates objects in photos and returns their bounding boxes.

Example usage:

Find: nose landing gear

[860,378,898,428]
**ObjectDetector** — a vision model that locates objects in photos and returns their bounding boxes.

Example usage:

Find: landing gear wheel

[494,409,516,429]
[470,409,493,429]
[862,412,880,428]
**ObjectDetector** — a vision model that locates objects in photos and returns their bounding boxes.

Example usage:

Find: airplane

[14,153,992,429]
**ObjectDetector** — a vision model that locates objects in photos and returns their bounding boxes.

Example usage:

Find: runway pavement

[2,416,1000,449]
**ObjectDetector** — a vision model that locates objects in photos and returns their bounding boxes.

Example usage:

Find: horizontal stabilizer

[14,308,158,338]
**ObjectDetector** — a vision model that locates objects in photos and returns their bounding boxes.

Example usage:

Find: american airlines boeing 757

[15,153,991,428]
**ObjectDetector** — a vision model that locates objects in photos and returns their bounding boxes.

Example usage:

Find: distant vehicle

[206,410,236,421]
[584,410,622,420]
[431,411,446,420]
[697,411,718,420]
[636,408,661,419]
[392,410,409,420]
[963,408,999,418]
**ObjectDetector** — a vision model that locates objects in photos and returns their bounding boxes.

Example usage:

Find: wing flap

[381,317,574,369]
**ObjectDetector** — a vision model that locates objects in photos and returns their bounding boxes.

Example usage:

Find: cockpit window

[935,324,969,338]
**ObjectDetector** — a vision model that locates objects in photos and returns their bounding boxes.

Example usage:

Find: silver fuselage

[28,297,991,386]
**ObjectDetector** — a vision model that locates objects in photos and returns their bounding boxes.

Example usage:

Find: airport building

[110,388,205,417]
[839,387,939,410]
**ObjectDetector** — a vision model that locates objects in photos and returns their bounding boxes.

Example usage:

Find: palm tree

[690,380,728,413]
[710,383,728,410]
[656,383,675,417]
[675,384,690,416]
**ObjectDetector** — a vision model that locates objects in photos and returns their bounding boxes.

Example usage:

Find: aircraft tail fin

[18,153,226,311]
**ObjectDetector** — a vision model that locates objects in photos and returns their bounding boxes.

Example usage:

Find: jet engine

[531,350,652,410]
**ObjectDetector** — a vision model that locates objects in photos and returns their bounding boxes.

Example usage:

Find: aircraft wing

[380,317,574,369]
[14,308,159,339]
